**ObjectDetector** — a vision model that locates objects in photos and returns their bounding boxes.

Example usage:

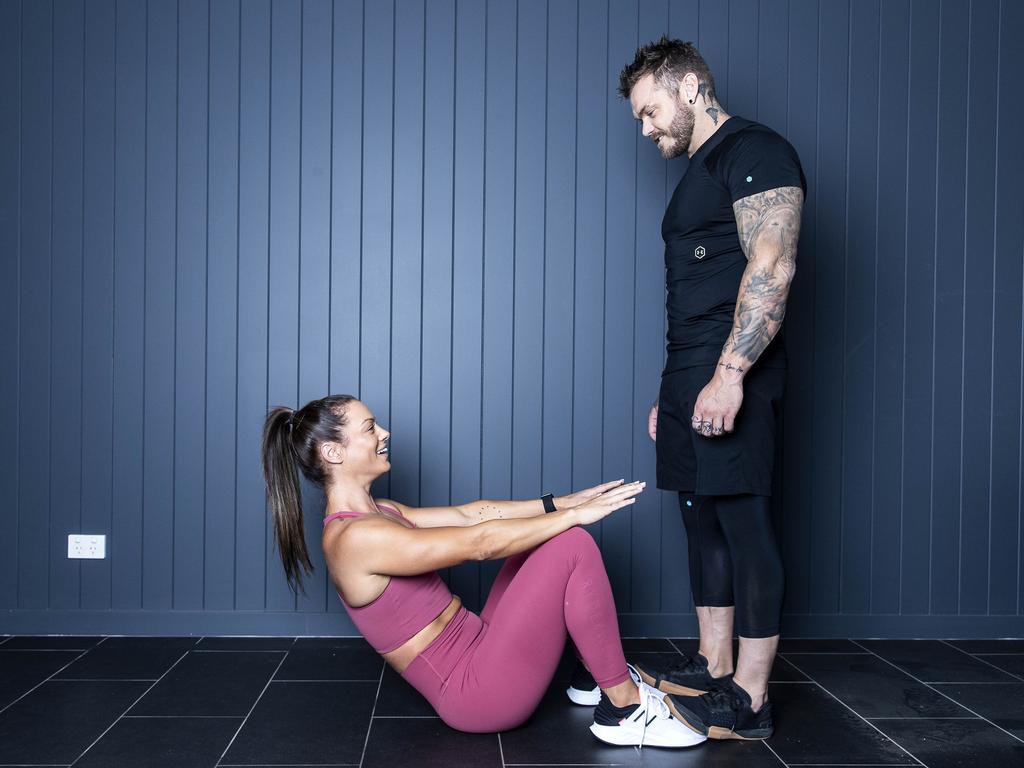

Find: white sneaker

[589,680,706,749]
[566,663,660,706]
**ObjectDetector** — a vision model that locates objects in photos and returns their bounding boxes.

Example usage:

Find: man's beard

[656,98,694,159]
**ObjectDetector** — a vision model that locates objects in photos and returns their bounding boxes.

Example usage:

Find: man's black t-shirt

[662,116,806,372]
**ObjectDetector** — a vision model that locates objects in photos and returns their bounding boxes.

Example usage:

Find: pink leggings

[401,526,630,732]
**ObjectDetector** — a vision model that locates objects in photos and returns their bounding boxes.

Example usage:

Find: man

[619,38,805,741]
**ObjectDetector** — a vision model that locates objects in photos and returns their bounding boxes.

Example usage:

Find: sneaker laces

[704,686,741,714]
[635,681,672,750]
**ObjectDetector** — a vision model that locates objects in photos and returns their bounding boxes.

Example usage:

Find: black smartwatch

[541,493,557,513]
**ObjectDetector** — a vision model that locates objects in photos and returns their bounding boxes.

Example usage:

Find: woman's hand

[556,479,627,510]
[571,481,646,526]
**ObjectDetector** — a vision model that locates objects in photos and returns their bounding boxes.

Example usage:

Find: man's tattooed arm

[718,186,804,374]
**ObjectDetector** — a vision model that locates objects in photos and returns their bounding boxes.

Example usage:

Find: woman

[261,394,704,748]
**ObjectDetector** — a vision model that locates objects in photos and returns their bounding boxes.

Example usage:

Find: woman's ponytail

[261,406,314,595]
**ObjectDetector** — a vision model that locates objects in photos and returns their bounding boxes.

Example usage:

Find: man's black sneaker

[664,679,774,740]
[632,653,733,696]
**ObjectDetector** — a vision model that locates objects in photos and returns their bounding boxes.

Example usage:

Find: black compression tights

[679,493,785,638]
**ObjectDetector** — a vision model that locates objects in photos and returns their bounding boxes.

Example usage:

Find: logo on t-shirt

[694,245,706,259]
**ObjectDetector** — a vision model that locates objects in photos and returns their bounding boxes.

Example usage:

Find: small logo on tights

[695,245,706,259]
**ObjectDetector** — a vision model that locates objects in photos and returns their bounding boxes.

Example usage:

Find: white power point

[68,534,106,559]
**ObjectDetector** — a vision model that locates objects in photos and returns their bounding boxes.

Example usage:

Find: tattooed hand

[692,368,744,438]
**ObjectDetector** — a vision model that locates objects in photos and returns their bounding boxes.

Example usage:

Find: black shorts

[655,363,786,496]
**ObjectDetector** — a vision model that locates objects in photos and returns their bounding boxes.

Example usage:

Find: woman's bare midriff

[382,595,462,674]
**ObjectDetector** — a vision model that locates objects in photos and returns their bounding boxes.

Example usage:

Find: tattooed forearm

[719,186,803,368]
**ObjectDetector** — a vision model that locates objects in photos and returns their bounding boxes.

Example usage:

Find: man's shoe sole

[635,666,709,697]
[664,697,773,741]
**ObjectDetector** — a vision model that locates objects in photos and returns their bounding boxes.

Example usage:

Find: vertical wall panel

[50,0,85,610]
[900,0,940,615]
[389,0,425,515]
[110,0,146,610]
[479,0,518,590]
[808,0,848,615]
[419,0,454,517]
[781,0,818,616]
[840,0,878,615]
[871,0,910,615]
[631,0,669,614]
[511,0,546,508]
[0,0,21,610]
[18,0,53,609]
[234,0,271,612]
[991,0,1024,617]
[204,0,240,612]
[931,0,970,616]
[602,0,639,607]
[449,0,487,608]
[3,0,1023,637]
[141,0,178,610]
[360,0,394,485]
[265,0,302,611]
[81,0,116,610]
[173,0,209,611]
[297,0,334,612]
[959,0,999,615]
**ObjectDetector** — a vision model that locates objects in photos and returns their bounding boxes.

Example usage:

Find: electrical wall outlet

[68,534,106,559]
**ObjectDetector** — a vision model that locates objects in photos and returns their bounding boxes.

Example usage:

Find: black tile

[374,665,436,717]
[931,683,1024,739]
[99,636,201,650]
[0,650,81,710]
[500,679,778,766]
[195,636,297,651]
[0,680,150,764]
[363,717,500,768]
[74,715,242,768]
[763,682,917,765]
[222,681,377,765]
[621,637,679,652]
[860,640,1018,683]
[129,650,285,716]
[977,654,1024,679]
[54,644,188,680]
[2,635,103,650]
[293,636,374,651]
[948,639,1024,654]
[275,646,383,681]
[778,638,866,653]
[770,655,810,682]
[783,653,972,719]
[874,718,1024,768]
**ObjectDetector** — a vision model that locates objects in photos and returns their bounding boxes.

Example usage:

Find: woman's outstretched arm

[331,481,645,578]
[379,479,628,528]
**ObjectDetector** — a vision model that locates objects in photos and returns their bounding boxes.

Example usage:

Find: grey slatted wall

[2,0,1022,637]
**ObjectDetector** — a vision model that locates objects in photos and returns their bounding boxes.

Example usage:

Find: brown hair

[618,37,717,104]
[261,395,357,594]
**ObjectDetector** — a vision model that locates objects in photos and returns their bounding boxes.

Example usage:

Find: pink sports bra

[323,504,453,654]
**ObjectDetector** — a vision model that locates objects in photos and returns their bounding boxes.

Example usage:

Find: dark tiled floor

[1,635,1023,766]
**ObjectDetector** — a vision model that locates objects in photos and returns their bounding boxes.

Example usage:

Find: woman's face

[337,400,391,475]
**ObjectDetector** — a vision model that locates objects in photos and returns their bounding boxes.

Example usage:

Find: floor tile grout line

[357,665,386,768]
[760,736,790,767]
[66,650,193,768]
[121,715,245,719]
[497,731,506,768]
[271,679,382,683]
[778,668,927,768]
[937,639,1024,682]
[214,651,291,767]
[0,647,95,717]
[849,639,1024,747]
[866,717,980,720]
